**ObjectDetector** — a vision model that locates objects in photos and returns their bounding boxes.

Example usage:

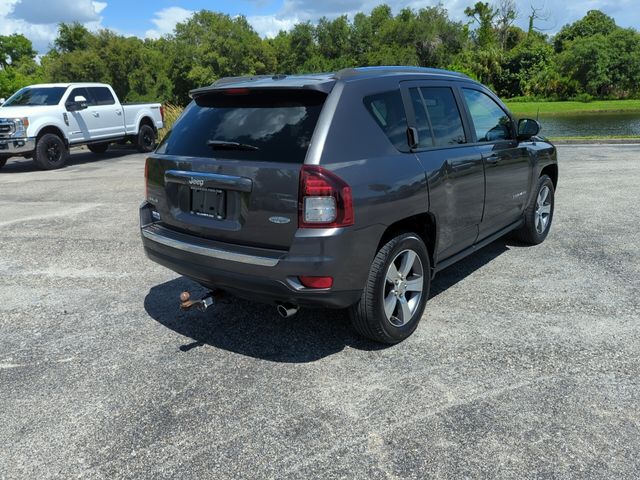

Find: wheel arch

[377,212,437,274]
[36,125,68,147]
[540,163,558,189]
[138,115,156,132]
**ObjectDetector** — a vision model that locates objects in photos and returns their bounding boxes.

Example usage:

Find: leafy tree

[53,22,93,53]
[0,34,36,69]
[464,2,497,48]
[554,10,617,52]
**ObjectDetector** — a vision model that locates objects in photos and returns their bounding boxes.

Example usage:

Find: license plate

[190,188,226,219]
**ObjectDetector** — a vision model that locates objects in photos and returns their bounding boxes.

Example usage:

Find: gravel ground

[0,145,638,479]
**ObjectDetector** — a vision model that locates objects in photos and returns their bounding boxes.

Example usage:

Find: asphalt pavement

[0,145,638,479]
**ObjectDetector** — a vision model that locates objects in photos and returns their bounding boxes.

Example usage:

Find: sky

[1,0,639,54]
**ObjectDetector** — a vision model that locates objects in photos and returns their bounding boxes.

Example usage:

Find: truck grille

[0,120,15,137]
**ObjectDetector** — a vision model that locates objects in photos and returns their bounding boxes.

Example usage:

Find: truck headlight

[12,117,29,137]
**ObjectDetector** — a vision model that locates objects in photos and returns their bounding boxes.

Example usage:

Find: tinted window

[420,87,466,146]
[156,90,325,163]
[68,88,92,105]
[3,87,66,107]
[408,88,432,148]
[363,90,409,152]
[89,87,115,105]
[462,88,512,142]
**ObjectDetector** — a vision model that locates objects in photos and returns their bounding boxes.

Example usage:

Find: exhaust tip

[277,303,299,318]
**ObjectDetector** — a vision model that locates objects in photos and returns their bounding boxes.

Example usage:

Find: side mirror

[66,95,88,112]
[0,98,5,106]
[518,118,541,140]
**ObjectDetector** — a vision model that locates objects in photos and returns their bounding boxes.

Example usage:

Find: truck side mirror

[517,118,541,140]
[66,95,88,112]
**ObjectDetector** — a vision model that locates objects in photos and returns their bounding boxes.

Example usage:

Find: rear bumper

[0,137,35,156]
[140,202,373,308]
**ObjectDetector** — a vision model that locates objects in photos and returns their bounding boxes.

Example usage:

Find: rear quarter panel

[313,77,429,284]
[123,104,163,134]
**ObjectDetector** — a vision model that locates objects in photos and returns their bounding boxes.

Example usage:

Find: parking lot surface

[1,146,639,479]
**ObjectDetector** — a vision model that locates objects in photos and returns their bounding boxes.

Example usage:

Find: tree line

[1,2,639,105]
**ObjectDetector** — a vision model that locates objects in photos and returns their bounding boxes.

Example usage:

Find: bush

[158,103,184,142]
[571,93,595,103]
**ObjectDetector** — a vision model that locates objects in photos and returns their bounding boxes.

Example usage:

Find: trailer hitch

[179,291,218,312]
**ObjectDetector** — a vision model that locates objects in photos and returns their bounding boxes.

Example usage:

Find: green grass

[505,99,640,116]
[549,135,640,141]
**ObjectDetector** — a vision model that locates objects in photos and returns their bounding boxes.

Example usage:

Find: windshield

[3,87,67,107]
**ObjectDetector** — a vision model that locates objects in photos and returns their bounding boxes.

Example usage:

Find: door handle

[92,112,100,117]
[116,110,122,116]
[484,154,500,165]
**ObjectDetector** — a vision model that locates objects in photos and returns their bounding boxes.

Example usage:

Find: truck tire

[34,133,68,170]
[137,124,156,153]
[0,157,7,170]
[88,142,109,154]
[349,232,431,344]
[513,174,555,245]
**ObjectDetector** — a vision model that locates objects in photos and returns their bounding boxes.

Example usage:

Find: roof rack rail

[334,66,470,80]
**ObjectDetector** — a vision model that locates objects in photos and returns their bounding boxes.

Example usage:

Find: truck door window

[420,87,466,146]
[89,87,116,106]
[68,88,93,106]
[462,88,513,142]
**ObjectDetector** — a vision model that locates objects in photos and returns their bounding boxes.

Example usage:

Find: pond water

[532,112,640,138]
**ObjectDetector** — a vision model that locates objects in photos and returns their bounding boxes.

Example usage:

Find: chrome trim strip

[141,227,280,267]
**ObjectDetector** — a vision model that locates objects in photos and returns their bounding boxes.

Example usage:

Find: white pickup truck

[0,82,164,170]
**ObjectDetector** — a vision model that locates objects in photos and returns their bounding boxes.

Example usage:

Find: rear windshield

[156,89,326,163]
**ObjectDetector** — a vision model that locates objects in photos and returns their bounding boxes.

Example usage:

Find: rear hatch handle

[165,170,253,192]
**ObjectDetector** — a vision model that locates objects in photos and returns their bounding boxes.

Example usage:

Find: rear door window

[363,90,409,152]
[157,89,325,163]
[420,87,466,146]
[89,87,115,105]
[462,88,513,142]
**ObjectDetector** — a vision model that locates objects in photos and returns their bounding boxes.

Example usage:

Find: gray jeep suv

[141,66,557,344]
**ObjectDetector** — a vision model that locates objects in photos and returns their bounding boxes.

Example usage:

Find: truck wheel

[513,174,555,245]
[34,133,68,170]
[88,142,109,154]
[137,124,156,153]
[349,232,431,344]
[0,157,7,170]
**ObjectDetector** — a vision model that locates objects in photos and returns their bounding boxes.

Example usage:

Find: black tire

[137,124,156,153]
[349,232,431,344]
[88,142,109,154]
[34,133,68,170]
[513,174,555,245]
[0,156,7,169]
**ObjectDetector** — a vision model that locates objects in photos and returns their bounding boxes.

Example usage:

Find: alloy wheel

[383,249,424,327]
[535,185,552,234]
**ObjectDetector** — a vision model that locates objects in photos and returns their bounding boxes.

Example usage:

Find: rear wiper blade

[207,140,259,151]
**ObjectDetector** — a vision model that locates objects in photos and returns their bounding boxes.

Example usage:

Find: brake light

[159,105,165,123]
[224,88,250,95]
[298,165,354,228]
[299,276,333,289]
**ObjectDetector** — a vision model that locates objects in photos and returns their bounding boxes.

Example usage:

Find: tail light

[298,165,354,228]
[159,105,165,123]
